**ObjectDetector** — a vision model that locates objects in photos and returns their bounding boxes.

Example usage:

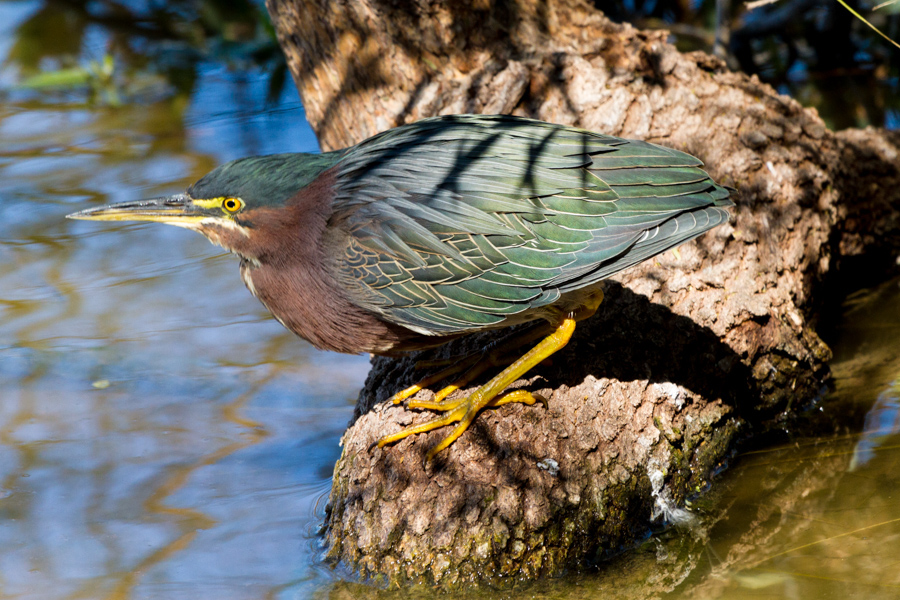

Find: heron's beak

[66,194,204,227]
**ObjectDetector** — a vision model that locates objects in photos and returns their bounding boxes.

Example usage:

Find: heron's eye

[222,198,243,213]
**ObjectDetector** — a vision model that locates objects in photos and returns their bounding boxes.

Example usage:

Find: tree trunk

[265,0,900,587]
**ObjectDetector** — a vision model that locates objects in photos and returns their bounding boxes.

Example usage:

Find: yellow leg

[389,322,552,406]
[376,289,603,460]
[377,316,574,460]
[375,389,545,449]
[573,288,604,322]
[388,353,482,405]
[490,389,547,408]
[412,359,494,407]
[377,290,604,460]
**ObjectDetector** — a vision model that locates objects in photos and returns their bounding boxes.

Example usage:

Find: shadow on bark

[357,281,756,428]
[267,0,900,588]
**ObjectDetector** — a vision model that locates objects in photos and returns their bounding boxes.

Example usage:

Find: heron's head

[67,152,341,258]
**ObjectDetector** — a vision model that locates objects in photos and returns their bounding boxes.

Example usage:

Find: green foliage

[18,55,121,106]
[5,0,287,106]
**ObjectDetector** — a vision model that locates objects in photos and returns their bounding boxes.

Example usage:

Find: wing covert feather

[325,115,733,336]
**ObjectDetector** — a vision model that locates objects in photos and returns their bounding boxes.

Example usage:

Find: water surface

[1,2,369,597]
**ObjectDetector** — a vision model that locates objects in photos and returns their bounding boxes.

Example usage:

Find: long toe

[375,404,468,448]
[407,393,468,411]
[389,353,482,404]
[424,401,482,461]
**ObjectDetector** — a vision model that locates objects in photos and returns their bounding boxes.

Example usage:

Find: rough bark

[265,0,900,588]
[319,424,865,600]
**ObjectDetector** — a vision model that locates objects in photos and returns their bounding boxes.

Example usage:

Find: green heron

[68,114,733,459]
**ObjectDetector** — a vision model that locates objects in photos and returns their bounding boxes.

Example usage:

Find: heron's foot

[376,389,545,461]
[378,312,581,460]
[388,352,482,405]
[377,289,603,460]
[407,387,546,412]
[388,323,552,406]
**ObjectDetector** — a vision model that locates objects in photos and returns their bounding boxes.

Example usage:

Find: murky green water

[2,2,900,599]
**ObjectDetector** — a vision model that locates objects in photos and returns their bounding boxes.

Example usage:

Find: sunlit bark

[267,0,900,587]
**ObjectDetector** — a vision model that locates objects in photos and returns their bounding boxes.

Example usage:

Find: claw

[388,353,482,404]
[377,318,577,457]
[407,394,467,411]
[378,290,603,460]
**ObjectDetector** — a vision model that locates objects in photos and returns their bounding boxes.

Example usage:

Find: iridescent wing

[328,115,732,336]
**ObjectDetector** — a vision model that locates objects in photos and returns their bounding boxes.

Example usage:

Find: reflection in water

[851,384,900,471]
[102,376,268,600]
[0,1,368,598]
[2,1,900,599]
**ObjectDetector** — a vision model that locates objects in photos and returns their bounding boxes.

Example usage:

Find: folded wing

[327,115,733,335]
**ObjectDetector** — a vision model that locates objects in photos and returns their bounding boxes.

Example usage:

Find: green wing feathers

[329,115,733,335]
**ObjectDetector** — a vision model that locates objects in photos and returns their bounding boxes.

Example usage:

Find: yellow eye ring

[222,198,243,213]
